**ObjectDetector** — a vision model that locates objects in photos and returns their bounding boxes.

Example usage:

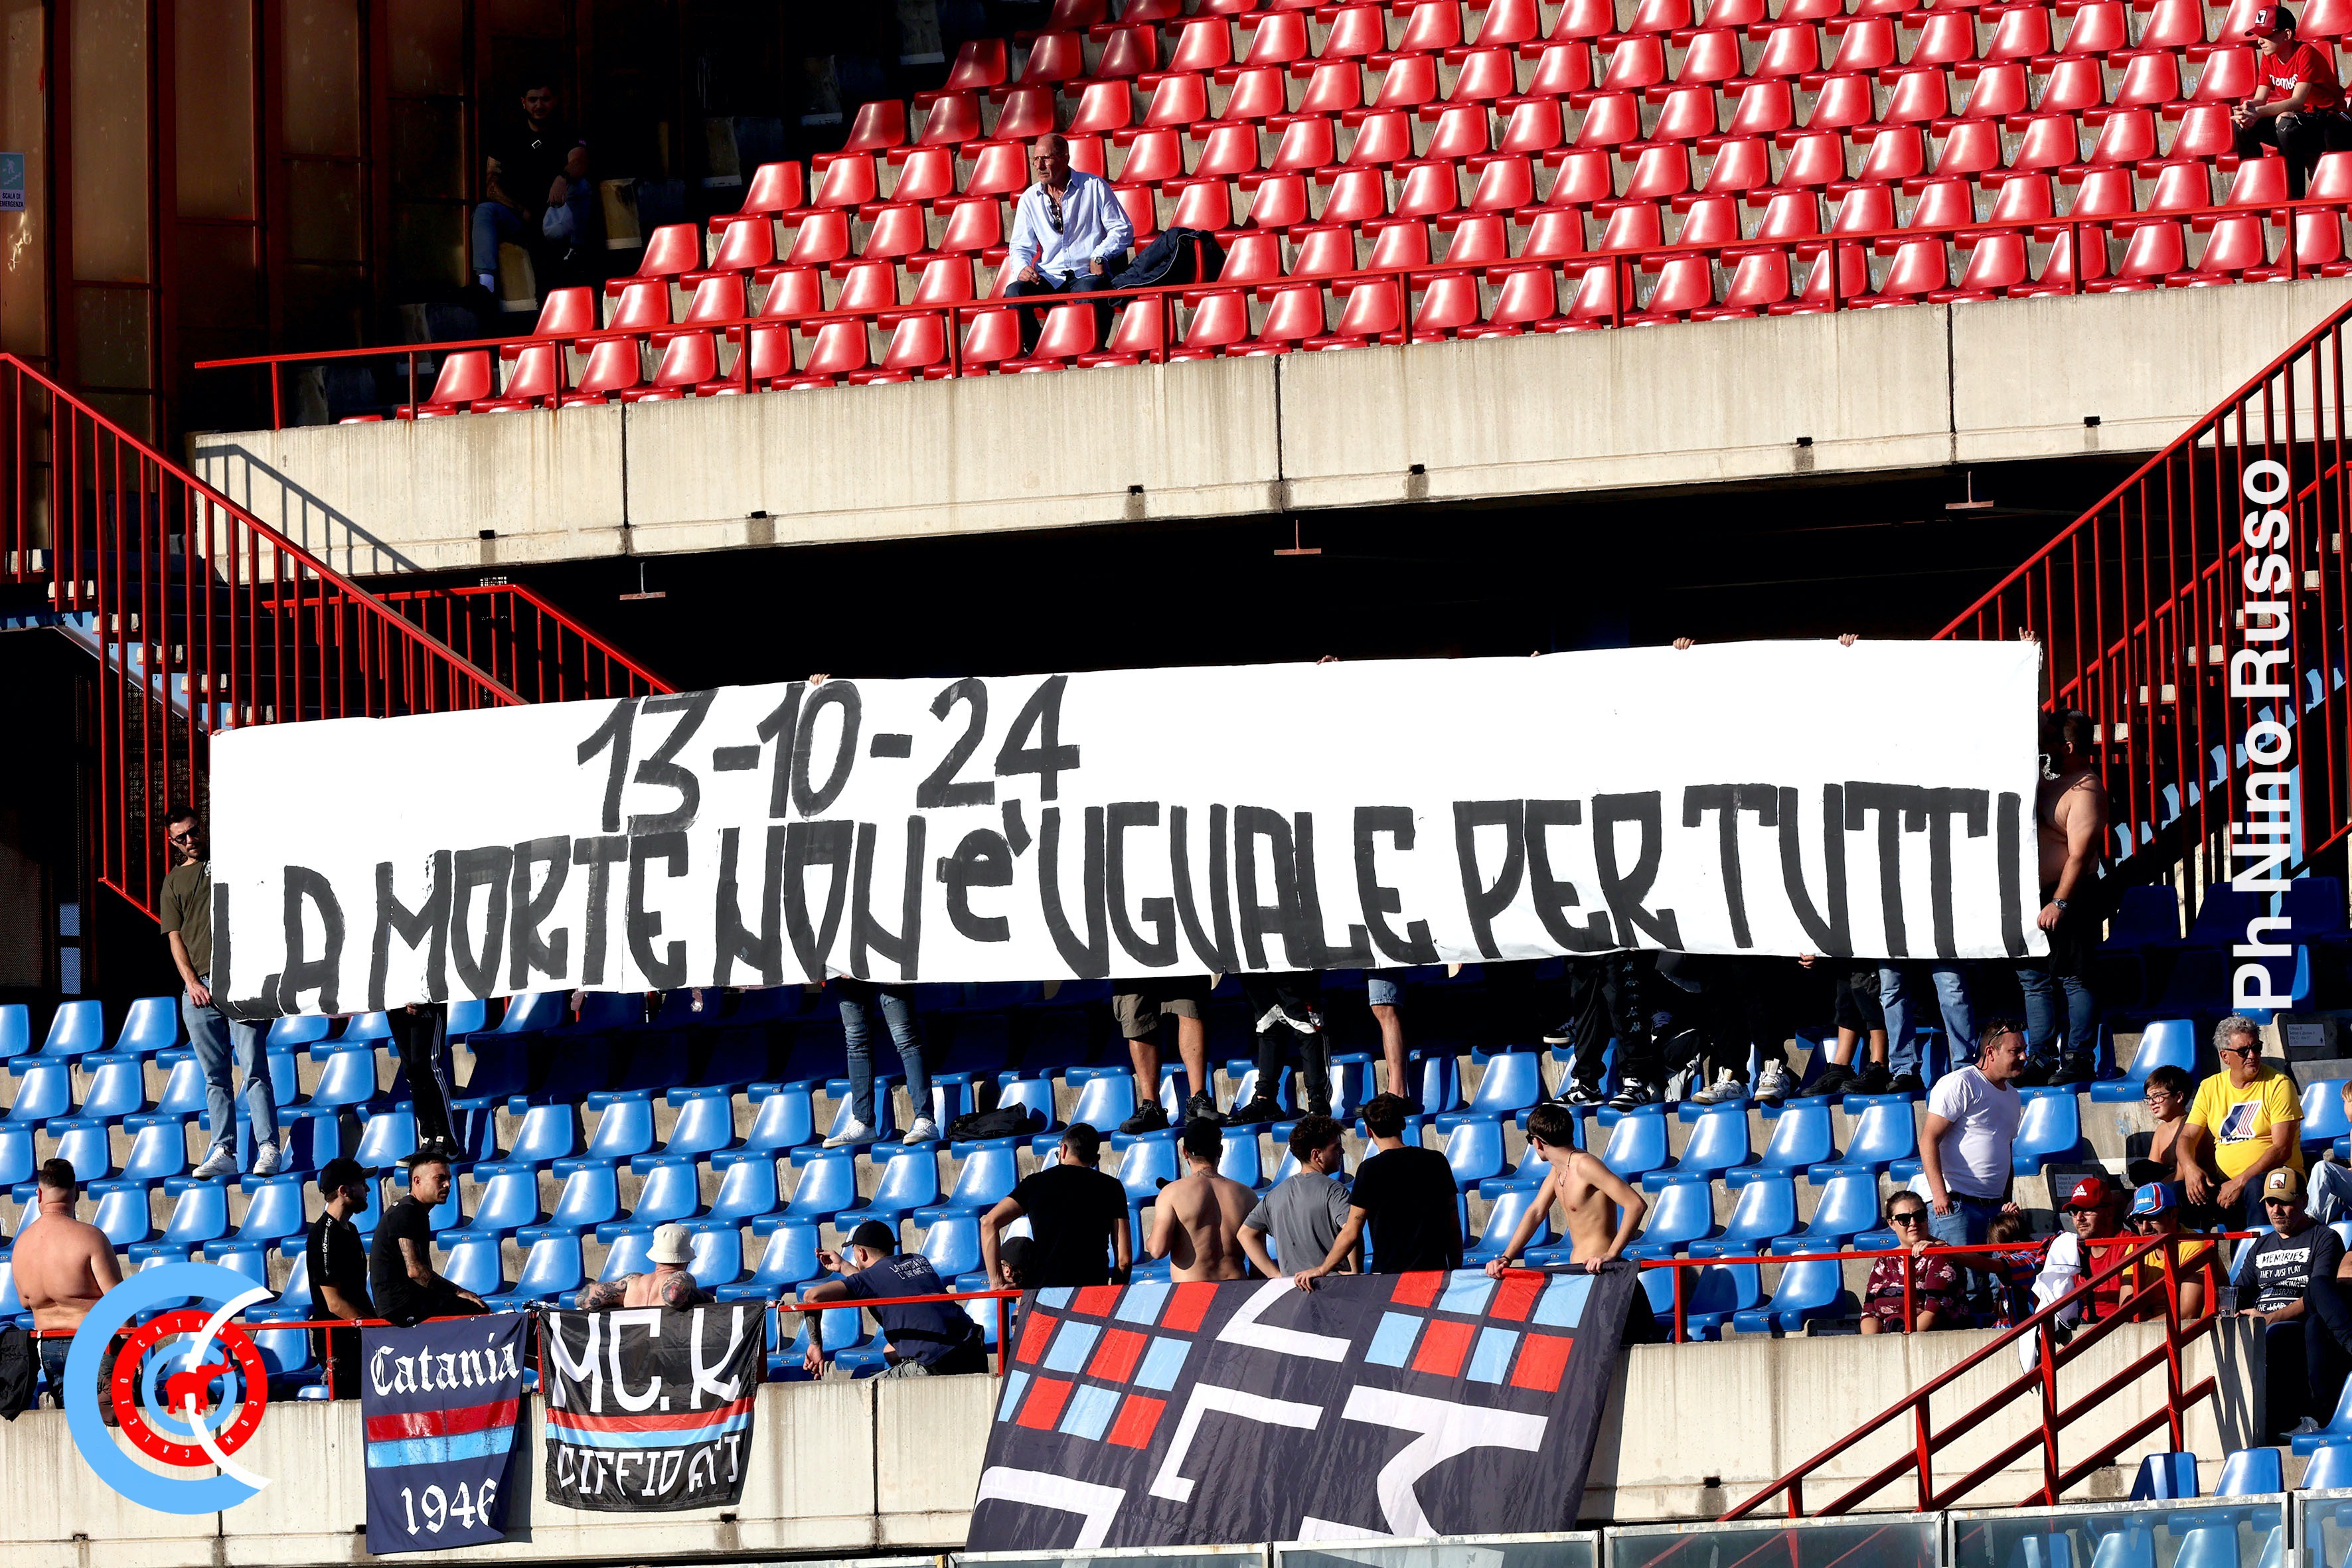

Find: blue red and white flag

[539,1304,763,1512]
[360,1313,529,1555]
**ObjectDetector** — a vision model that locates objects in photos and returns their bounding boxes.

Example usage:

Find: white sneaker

[823,1120,874,1148]
[191,1147,238,1181]
[1691,1070,1751,1107]
[903,1116,941,1143]
[1756,1060,1792,1103]
[250,1141,284,1178]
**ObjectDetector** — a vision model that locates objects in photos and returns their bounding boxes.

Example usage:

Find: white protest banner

[208,641,2046,1017]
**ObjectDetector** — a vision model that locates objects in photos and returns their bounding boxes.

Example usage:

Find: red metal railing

[0,354,664,921]
[1719,1233,2231,1518]
[1934,288,2352,913]
[195,194,2352,424]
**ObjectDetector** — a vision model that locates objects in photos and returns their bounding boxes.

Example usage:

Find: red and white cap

[2245,5,2297,37]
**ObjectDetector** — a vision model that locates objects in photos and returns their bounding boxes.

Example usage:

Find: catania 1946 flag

[540,1304,763,1512]
[362,1314,529,1555]
[968,1265,1643,1549]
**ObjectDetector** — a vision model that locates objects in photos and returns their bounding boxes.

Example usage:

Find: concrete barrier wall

[0,1321,2259,1567]
[186,281,2352,579]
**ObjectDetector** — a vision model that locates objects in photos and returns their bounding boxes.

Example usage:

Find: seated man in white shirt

[1004,133,1134,354]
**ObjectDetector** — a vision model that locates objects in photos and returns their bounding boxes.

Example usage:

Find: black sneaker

[1183,1091,1224,1126]
[1227,1095,1285,1125]
[1304,1098,1332,1119]
[2013,1060,2055,1089]
[1855,1063,1893,1096]
[1541,1022,1575,1046]
[1607,1079,1658,1111]
[1810,1064,1859,1098]
[1120,1102,1171,1136]
[1888,1071,1926,1094]
[1560,1080,1606,1107]
[2053,1054,2096,1085]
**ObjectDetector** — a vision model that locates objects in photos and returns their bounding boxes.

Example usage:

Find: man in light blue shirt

[1005,134,1133,354]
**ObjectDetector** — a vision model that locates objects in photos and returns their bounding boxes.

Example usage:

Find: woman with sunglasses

[1859,1197,1965,1333]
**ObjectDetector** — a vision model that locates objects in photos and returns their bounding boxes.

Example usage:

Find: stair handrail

[1722,1233,2223,1520]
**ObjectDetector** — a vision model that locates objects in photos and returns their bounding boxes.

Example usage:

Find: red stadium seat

[645,329,718,393]
[1240,12,1310,64]
[1905,11,1979,64]
[2096,216,2183,285]
[1551,0,1615,39]
[573,337,643,400]
[1545,147,1615,206]
[1674,192,1741,242]
[961,309,1022,372]
[2134,0,2207,45]
[678,273,745,326]
[1412,272,1482,333]
[1020,33,1087,84]
[1875,68,1948,126]
[1960,61,2029,117]
[2110,49,2181,105]
[1366,216,1434,266]
[1775,131,1847,187]
[2086,108,2155,163]
[1674,29,1743,82]
[1560,259,1620,325]
[992,86,1058,141]
[1516,206,1587,256]
[1326,275,1404,340]
[2189,46,2256,100]
[2163,102,2234,157]
[858,203,927,260]
[1114,127,1185,183]
[1047,0,1108,29]
[1855,125,1925,181]
[1180,290,1251,351]
[1575,92,1643,146]
[1701,136,1772,191]
[1903,175,1975,226]
[1830,15,1900,69]
[812,154,878,209]
[2035,56,2106,112]
[963,141,1030,196]
[1168,176,1238,228]
[1289,223,1358,275]
[1247,283,1329,349]
[1601,35,1669,89]
[1621,143,1692,198]
[606,279,672,331]
[831,261,899,313]
[2065,165,2134,215]
[1703,0,1768,23]
[1498,96,1567,151]
[1218,64,1291,119]
[484,342,563,408]
[1449,46,1520,101]
[1594,200,1665,249]
[1398,0,1466,51]
[1094,297,1168,360]
[1222,230,1285,280]
[1294,59,1366,114]
[739,162,807,216]
[1484,262,1564,325]
[2061,1,2130,52]
[1343,109,1415,165]
[783,210,852,267]
[1371,51,1441,107]
[1749,189,1822,237]
[1472,0,1544,44]
[1269,114,1338,170]
[1630,0,1695,31]
[2191,212,2268,276]
[1650,84,1721,140]
[538,286,599,335]
[1470,152,1535,208]
[2142,160,2213,212]
[2225,155,2290,204]
[2025,221,2110,289]
[2007,114,2082,170]
[1166,18,1229,72]
[1441,210,1512,260]
[1831,181,1897,230]
[946,39,1009,90]
[1422,102,1493,157]
[933,195,1003,255]
[1142,72,1209,125]
[884,146,955,203]
[797,320,871,379]
[1796,238,1869,303]
[1069,81,1135,134]
[1115,183,1160,242]
[1984,6,2053,57]
[1932,119,2003,173]
[1955,229,2030,291]
[1984,169,2055,221]
[1807,74,1877,129]
[910,257,976,305]
[1869,234,1951,297]
[1243,171,1310,225]
[1022,303,1103,362]
[1729,80,1796,135]
[1192,122,1262,175]
[1317,166,1389,222]
[404,351,491,415]
[1634,254,1715,317]
[1522,42,1595,96]
[1749,23,1824,78]
[844,98,907,152]
[1396,159,1465,214]
[1698,245,1791,314]
[1320,8,1389,59]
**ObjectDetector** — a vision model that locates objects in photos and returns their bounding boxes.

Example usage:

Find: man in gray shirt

[1241,1115,1360,1277]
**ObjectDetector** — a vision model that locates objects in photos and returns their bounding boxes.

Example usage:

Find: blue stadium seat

[114,997,182,1056]
[741,1083,815,1153]
[718,1215,821,1300]
[662,1088,736,1157]
[1117,1131,1181,1214]
[252,1324,317,1394]
[2300,1441,2352,1489]
[266,1014,332,1052]
[7,1061,71,1124]
[627,1155,703,1225]
[1639,1265,1676,1331]
[353,1108,416,1169]
[1628,1180,1717,1257]
[1444,1116,1506,1192]
[920,1212,981,1279]
[1599,1105,1672,1181]
[1439,1052,1543,1128]
[39,1000,106,1058]
[919,1140,1021,1219]
[1468,1187,1551,1261]
[2013,1089,2084,1174]
[2131,1452,2201,1500]
[1408,1050,1462,1113]
[2294,1379,2352,1453]
[0,1125,29,1188]
[287,1046,378,1117]
[89,1180,152,1245]
[1732,1101,1836,1183]
[159,1177,230,1246]
[467,1164,541,1234]
[1772,1170,1884,1254]
[709,1150,780,1221]
[1810,1100,1917,1176]
[994,1076,1058,1133]
[2284,878,2348,938]
[584,1095,655,1162]
[495,1227,586,1306]
[558,992,646,1038]
[272,1247,313,1316]
[440,1235,506,1298]
[1713,1175,1797,1253]
[1642,1105,1752,1191]
[595,1225,654,1281]
[0,1005,27,1061]
[1680,1261,1762,1339]
[155,1053,209,1119]
[1731,1251,1853,1334]
[686,1219,743,1288]
[2169,1527,2242,1568]
[823,1076,898,1144]
[2305,1082,2352,1152]
[74,1056,143,1123]
[51,1121,112,1182]
[234,1176,305,1242]
[783,1147,859,1221]
[485,990,571,1040]
[855,1144,943,1221]
[2093,1019,2200,1104]
[1067,1067,1137,1133]
[2104,884,2183,950]
[550,1158,619,1231]
[1219,1131,1264,1190]
[2217,1449,2285,1496]
[506,1103,577,1165]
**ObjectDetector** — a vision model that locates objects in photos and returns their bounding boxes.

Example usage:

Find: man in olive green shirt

[159,805,279,1180]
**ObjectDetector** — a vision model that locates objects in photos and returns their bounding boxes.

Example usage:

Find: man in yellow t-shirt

[2181,1016,2303,1227]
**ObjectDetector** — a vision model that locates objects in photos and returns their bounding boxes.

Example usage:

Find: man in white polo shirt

[1919,1018,2028,1311]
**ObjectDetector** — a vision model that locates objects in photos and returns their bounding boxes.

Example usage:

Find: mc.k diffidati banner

[209,641,2045,1017]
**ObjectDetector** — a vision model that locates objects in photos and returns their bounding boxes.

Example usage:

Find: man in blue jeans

[1879,963,1976,1095]
[1917,1018,2029,1310]
[472,80,593,297]
[157,805,279,1180]
[824,979,933,1146]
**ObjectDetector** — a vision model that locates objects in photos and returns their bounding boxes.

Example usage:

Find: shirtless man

[1147,1119,1257,1281]
[1484,1104,1660,1342]
[14,1159,122,1409]
[2021,706,2109,1084]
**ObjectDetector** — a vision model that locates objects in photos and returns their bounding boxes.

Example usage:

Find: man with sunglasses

[2181,1017,2303,1227]
[1004,134,1133,356]
[2236,1167,2351,1436]
[157,805,281,1180]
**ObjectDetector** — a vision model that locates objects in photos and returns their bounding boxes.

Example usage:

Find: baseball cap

[318,1157,372,1196]
[647,1221,693,1265]
[2265,1166,2306,1202]
[848,1219,898,1254]
[2129,1182,2179,1217]
[2063,1175,2112,1211]
[2246,5,2296,35]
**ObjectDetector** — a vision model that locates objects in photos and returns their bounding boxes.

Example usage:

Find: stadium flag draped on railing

[539,1305,762,1512]
[361,1314,530,1554]
[208,641,2045,1017]
[967,1265,1642,1550]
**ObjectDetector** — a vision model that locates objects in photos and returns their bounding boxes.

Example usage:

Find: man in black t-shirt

[2237,1167,2352,1435]
[368,1154,487,1326]
[799,1219,988,1377]
[472,80,594,297]
[305,1158,376,1399]
[983,1125,1132,1289]
[1295,1094,1462,1285]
